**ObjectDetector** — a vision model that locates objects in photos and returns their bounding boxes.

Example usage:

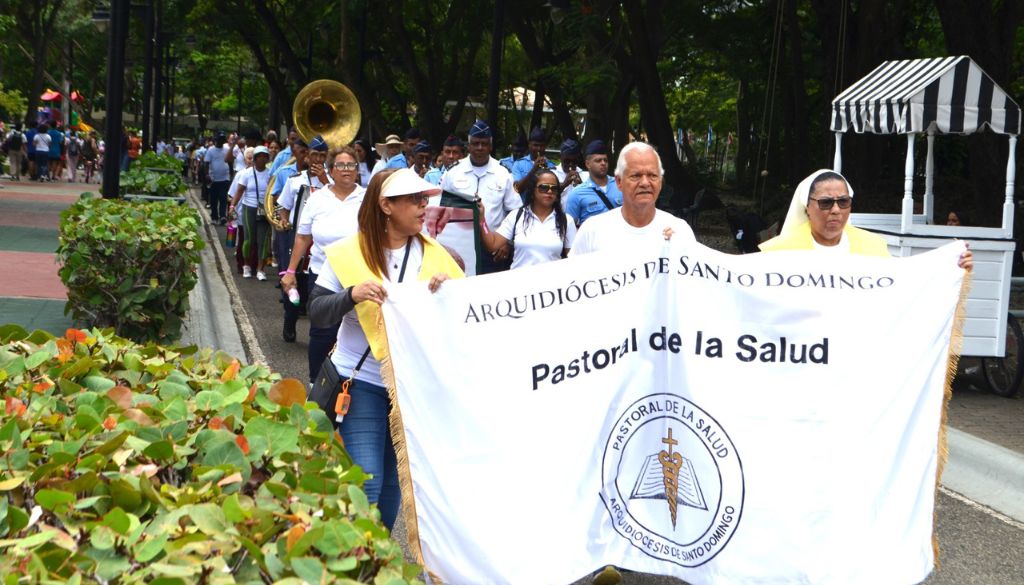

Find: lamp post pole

[102,0,130,198]
[140,0,153,151]
[487,0,504,141]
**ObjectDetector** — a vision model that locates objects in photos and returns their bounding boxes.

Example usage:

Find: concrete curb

[182,187,266,365]
[942,426,1024,523]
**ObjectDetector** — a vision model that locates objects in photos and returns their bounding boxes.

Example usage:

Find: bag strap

[509,207,526,247]
[594,186,615,210]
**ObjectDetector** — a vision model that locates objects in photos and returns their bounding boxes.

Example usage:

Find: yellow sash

[324,234,464,360]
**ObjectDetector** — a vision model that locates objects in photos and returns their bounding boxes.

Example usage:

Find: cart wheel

[982,314,1024,397]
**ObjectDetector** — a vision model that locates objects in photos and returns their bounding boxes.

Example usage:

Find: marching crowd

[2,120,103,184]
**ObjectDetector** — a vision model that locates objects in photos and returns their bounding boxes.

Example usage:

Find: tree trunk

[622,0,698,209]
[782,0,809,182]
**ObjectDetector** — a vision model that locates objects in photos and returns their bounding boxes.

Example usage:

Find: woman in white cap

[229,145,273,280]
[759,169,972,270]
[307,167,463,529]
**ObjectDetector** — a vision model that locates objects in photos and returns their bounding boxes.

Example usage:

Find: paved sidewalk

[0,179,82,333]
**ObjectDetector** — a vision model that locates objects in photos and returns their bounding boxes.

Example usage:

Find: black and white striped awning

[831,56,1021,136]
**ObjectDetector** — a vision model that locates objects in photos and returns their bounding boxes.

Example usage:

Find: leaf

[101,507,131,535]
[123,408,154,426]
[217,472,243,487]
[35,489,75,511]
[201,437,249,473]
[188,504,230,536]
[234,435,250,455]
[142,440,174,461]
[290,556,325,585]
[285,524,306,552]
[269,378,306,407]
[347,485,371,517]
[4,397,25,417]
[65,328,88,343]
[0,476,25,491]
[220,359,240,382]
[194,390,224,411]
[102,415,117,430]
[106,385,134,409]
[133,532,169,563]
[244,416,300,458]
[222,494,249,523]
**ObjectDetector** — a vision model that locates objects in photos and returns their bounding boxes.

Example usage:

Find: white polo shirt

[296,185,365,274]
[496,207,577,269]
[570,208,695,256]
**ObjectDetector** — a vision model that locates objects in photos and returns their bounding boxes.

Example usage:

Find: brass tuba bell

[265,80,362,230]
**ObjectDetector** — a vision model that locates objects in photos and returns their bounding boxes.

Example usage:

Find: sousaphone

[266,80,361,230]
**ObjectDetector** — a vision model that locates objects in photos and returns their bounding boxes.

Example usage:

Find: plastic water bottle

[225,224,236,248]
[287,288,301,305]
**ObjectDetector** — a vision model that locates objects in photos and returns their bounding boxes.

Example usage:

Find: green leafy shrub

[119,167,187,198]
[136,151,184,172]
[57,195,204,343]
[0,326,422,584]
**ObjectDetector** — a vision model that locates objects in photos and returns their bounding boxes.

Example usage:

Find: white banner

[382,240,966,585]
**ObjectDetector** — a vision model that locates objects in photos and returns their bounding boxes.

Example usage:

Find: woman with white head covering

[760,169,972,269]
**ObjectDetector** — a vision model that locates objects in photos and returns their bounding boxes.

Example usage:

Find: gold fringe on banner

[376,310,445,584]
[933,267,971,567]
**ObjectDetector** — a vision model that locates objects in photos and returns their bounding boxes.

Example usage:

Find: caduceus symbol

[659,428,683,529]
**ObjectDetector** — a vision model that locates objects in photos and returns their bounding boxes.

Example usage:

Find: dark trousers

[307,270,341,383]
[277,229,309,336]
[209,180,229,221]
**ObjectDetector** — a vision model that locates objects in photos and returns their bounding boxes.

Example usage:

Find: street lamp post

[141,0,154,151]
[102,0,130,199]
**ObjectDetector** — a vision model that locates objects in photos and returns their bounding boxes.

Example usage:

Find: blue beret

[468,120,492,138]
[309,135,328,152]
[584,140,607,156]
[413,141,431,154]
[529,127,547,143]
[560,139,581,155]
[292,137,308,148]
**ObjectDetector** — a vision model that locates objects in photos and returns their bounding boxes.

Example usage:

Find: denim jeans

[338,377,400,529]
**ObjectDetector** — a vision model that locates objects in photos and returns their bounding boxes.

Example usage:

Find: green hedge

[136,151,184,172]
[57,195,204,344]
[119,168,187,198]
[0,326,422,584]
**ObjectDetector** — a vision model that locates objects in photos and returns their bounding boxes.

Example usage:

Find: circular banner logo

[601,392,744,567]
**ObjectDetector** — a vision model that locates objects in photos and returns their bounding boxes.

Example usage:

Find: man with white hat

[439,119,522,274]
[370,134,404,179]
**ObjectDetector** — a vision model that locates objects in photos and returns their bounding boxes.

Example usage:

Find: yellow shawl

[758,221,891,257]
[324,234,464,360]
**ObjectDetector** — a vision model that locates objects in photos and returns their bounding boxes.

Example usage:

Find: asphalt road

[210,221,1024,585]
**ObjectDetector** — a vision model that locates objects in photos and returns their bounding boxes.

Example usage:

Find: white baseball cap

[252,145,270,157]
[381,168,441,198]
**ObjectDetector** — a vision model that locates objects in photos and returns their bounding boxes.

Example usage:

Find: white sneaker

[256,271,267,281]
[242,266,252,278]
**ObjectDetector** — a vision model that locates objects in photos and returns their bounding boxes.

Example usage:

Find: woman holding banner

[307,168,463,529]
[479,168,577,269]
[759,169,972,270]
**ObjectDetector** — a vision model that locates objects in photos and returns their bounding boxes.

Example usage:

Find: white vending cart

[831,56,1022,395]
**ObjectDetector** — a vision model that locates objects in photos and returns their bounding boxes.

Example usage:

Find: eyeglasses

[536,183,560,193]
[808,196,853,210]
[396,193,430,205]
[333,162,358,170]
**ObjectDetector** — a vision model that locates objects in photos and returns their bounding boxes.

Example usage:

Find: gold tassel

[376,310,445,584]
[933,267,971,567]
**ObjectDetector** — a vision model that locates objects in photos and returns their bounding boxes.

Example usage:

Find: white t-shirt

[278,171,332,223]
[232,145,247,173]
[496,207,577,269]
[438,156,522,230]
[297,185,366,274]
[358,162,371,187]
[234,166,272,208]
[33,132,51,152]
[570,208,695,256]
[318,238,425,386]
[811,231,851,253]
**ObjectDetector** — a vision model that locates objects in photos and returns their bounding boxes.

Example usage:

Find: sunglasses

[333,162,358,170]
[395,193,430,205]
[536,183,561,193]
[808,196,853,211]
